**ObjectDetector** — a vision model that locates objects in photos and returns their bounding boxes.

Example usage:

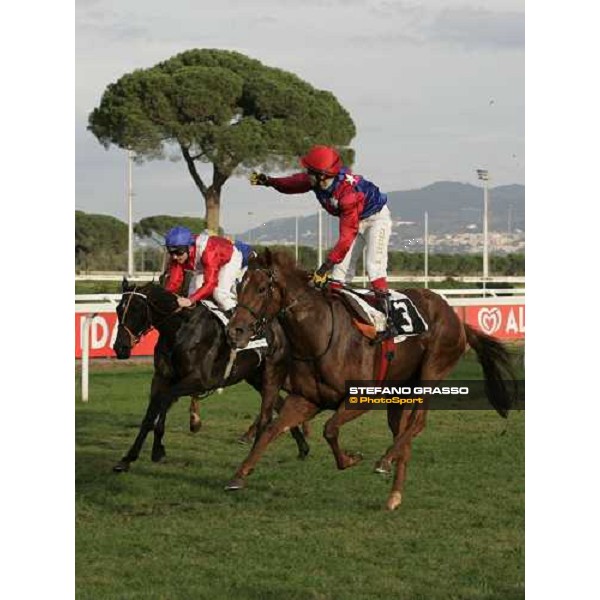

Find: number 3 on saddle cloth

[335,288,429,342]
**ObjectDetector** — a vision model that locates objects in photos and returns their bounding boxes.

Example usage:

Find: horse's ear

[248,251,259,269]
[122,277,129,292]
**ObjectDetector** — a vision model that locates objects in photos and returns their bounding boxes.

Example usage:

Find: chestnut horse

[226,250,517,510]
[112,280,309,472]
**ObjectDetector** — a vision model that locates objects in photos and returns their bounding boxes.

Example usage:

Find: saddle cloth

[338,289,429,342]
[200,300,268,351]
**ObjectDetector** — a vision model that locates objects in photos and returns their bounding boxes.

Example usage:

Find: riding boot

[374,291,399,340]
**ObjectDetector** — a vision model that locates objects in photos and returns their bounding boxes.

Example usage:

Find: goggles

[167,246,188,256]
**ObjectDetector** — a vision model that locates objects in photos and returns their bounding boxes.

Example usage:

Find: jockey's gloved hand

[249,172,269,186]
[177,296,193,308]
[312,259,334,288]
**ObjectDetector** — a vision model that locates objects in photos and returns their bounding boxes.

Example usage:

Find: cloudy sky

[76,0,524,233]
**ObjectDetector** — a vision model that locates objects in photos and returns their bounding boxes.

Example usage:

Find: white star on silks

[344,174,357,185]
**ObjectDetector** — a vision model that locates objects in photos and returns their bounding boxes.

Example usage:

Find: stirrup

[370,327,397,345]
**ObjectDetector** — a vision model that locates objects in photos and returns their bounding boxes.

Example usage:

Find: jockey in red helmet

[250,145,395,323]
[163,226,254,315]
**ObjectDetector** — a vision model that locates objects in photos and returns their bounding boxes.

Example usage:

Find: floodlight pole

[318,209,323,267]
[424,211,429,288]
[295,215,299,262]
[127,150,134,278]
[476,169,490,294]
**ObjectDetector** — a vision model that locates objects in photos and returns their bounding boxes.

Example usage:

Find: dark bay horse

[226,250,518,510]
[112,280,309,472]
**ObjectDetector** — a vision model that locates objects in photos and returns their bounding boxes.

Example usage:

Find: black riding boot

[374,291,399,340]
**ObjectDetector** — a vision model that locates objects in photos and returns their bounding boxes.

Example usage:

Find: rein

[239,268,335,363]
[120,288,182,346]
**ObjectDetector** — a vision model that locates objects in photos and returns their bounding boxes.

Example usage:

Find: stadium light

[127,149,135,278]
[424,211,429,288]
[317,208,323,267]
[476,169,490,291]
[295,214,299,262]
[247,212,254,244]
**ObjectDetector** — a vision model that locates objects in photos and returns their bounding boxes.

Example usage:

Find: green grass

[76,351,524,600]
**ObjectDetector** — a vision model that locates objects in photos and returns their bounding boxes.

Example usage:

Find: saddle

[332,288,428,342]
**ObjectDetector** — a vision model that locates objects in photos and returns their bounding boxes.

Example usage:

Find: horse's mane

[252,248,312,287]
[125,281,180,310]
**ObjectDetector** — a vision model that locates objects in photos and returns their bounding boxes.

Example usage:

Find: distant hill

[386,181,524,236]
[240,181,525,252]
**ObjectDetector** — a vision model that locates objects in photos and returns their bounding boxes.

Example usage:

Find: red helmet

[300,145,343,177]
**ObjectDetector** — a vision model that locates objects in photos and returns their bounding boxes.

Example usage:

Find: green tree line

[252,245,524,277]
[76,211,524,276]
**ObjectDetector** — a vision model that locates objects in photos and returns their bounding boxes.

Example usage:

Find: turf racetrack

[76,349,524,600]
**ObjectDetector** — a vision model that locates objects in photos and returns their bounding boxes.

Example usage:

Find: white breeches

[331,204,392,283]
[188,248,245,311]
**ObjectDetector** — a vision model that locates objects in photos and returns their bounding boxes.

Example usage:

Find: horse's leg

[378,404,426,511]
[322,403,372,470]
[189,396,202,433]
[386,421,417,511]
[247,360,310,459]
[382,357,460,510]
[151,401,176,462]
[149,377,210,462]
[225,394,319,490]
[274,392,310,459]
[238,417,258,445]
[254,360,288,440]
[301,421,311,438]
[113,375,169,472]
[239,396,309,460]
[374,405,424,474]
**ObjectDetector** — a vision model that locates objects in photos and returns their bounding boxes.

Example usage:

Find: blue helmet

[165,226,194,247]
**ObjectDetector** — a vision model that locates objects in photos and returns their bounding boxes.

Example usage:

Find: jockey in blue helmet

[163,226,253,315]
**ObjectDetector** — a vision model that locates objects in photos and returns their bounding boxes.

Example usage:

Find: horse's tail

[464,323,518,418]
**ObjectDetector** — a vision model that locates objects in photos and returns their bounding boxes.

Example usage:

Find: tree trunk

[205,188,221,233]
[179,145,233,233]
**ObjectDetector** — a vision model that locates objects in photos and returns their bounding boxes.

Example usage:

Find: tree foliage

[135,215,209,238]
[76,210,128,271]
[88,49,356,231]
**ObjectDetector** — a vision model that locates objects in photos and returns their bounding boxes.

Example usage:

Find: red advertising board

[453,303,525,340]
[75,301,524,358]
[75,312,158,358]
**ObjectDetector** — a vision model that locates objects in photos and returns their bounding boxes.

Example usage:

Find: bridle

[235,268,278,339]
[119,288,181,347]
[235,267,335,362]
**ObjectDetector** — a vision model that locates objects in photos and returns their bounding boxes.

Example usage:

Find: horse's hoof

[225,478,246,491]
[237,435,252,445]
[151,449,166,463]
[190,418,202,433]
[385,492,403,511]
[340,452,363,469]
[297,448,310,460]
[374,460,391,475]
[350,452,364,465]
[113,461,130,473]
